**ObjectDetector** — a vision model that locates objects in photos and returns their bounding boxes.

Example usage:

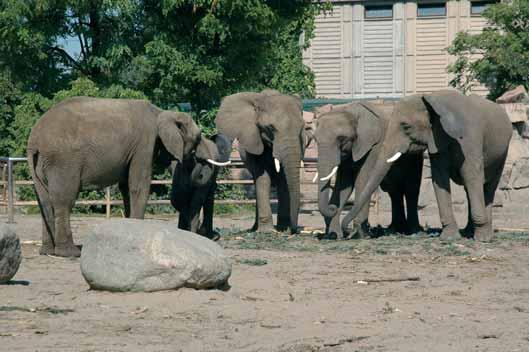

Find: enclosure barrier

[0,156,329,223]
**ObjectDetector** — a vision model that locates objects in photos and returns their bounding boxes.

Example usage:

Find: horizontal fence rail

[0,156,329,223]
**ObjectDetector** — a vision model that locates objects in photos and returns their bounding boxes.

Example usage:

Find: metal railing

[0,157,320,223]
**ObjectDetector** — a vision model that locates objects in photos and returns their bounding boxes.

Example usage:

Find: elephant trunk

[190,162,214,187]
[277,138,302,233]
[341,143,401,233]
[317,144,340,218]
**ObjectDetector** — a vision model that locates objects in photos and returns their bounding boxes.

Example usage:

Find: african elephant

[27,97,220,257]
[215,90,309,234]
[170,133,231,240]
[342,90,512,242]
[314,101,423,240]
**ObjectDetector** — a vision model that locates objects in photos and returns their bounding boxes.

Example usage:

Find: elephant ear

[212,133,232,162]
[353,103,383,162]
[157,111,187,163]
[422,93,465,142]
[215,93,264,155]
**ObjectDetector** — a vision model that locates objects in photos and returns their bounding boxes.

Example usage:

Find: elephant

[314,101,423,240]
[341,90,512,242]
[27,96,224,257]
[215,90,310,234]
[170,133,231,240]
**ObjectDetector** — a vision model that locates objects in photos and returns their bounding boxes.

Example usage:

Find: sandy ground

[1,211,529,352]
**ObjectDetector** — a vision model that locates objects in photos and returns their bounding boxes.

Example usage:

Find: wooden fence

[0,157,321,222]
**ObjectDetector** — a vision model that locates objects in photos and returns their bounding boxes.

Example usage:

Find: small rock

[80,219,231,292]
[0,224,22,284]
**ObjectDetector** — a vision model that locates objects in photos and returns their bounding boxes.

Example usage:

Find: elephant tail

[27,149,55,241]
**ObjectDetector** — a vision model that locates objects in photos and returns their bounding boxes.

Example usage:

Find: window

[471,1,496,15]
[365,5,393,19]
[417,3,446,17]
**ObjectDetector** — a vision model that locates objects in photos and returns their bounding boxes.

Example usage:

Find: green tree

[448,0,529,98]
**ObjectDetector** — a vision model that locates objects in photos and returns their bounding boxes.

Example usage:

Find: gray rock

[80,219,231,292]
[0,224,22,283]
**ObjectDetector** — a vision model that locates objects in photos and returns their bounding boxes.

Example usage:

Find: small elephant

[27,97,215,257]
[314,101,423,239]
[342,90,512,242]
[215,90,311,234]
[170,133,231,240]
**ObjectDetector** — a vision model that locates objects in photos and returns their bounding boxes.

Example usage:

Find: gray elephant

[314,101,423,240]
[215,90,310,234]
[170,133,231,240]
[342,90,512,242]
[27,97,222,257]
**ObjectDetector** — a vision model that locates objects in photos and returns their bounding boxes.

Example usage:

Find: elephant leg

[276,172,290,232]
[40,222,54,255]
[462,190,475,237]
[404,188,422,234]
[118,180,131,218]
[254,170,274,232]
[350,163,372,239]
[388,191,407,234]
[430,155,460,241]
[178,209,191,231]
[461,164,490,242]
[128,152,153,219]
[48,169,81,257]
[199,187,219,240]
[327,165,355,239]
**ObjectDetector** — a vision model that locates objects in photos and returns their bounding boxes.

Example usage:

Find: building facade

[303,0,493,99]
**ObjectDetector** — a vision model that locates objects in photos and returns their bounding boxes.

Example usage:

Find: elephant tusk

[386,152,402,163]
[312,172,319,183]
[320,166,338,182]
[274,158,281,173]
[206,159,231,167]
[300,160,304,168]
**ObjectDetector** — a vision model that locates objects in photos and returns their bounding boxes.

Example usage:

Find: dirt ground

[2,210,529,352]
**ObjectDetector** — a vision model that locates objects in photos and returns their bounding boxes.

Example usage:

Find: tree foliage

[0,0,324,157]
[448,0,529,98]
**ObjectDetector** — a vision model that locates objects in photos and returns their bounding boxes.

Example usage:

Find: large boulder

[80,219,231,292]
[0,224,22,284]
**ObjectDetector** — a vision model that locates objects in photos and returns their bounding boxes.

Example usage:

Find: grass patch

[238,258,268,266]
[214,204,255,216]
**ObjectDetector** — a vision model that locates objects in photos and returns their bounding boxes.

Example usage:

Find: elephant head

[314,103,382,217]
[215,91,307,231]
[156,111,202,163]
[189,133,232,187]
[341,90,465,232]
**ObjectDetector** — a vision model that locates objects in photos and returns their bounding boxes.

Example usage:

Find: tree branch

[47,46,89,75]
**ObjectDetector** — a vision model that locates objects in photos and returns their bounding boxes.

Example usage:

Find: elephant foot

[474,226,494,242]
[406,224,424,235]
[348,222,372,240]
[388,223,407,235]
[318,231,338,240]
[54,243,81,257]
[254,223,275,234]
[439,226,461,242]
[462,223,475,238]
[39,242,55,256]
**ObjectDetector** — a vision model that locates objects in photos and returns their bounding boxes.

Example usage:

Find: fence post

[7,158,14,223]
[105,187,111,219]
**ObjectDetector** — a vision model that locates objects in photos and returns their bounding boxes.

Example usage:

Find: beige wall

[303,0,490,99]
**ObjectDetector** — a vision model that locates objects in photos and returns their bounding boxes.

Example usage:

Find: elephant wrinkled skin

[27,97,204,257]
[170,133,231,240]
[314,102,423,240]
[215,90,311,234]
[342,90,512,242]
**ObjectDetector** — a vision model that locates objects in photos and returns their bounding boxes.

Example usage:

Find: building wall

[303,0,490,99]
